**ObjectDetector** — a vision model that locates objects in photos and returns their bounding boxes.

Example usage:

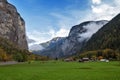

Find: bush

[13,53,27,62]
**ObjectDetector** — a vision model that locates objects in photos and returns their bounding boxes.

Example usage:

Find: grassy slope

[0,61,120,80]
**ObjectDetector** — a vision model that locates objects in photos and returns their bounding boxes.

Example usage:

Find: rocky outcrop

[0,0,28,49]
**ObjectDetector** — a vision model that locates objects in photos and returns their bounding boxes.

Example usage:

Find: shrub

[13,53,24,62]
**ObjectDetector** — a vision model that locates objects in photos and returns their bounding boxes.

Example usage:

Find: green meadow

[0,61,120,80]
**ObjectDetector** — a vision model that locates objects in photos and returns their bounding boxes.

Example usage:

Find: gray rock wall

[0,0,28,49]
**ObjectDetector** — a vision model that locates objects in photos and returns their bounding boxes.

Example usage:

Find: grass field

[0,61,120,80]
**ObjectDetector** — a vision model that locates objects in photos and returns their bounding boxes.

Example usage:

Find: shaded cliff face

[0,0,28,49]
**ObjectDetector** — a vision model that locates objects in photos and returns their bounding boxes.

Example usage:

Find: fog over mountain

[32,20,108,58]
[82,14,120,52]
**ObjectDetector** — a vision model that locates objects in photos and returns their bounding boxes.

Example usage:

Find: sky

[8,0,120,44]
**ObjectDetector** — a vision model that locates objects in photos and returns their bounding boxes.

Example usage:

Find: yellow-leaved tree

[0,48,8,62]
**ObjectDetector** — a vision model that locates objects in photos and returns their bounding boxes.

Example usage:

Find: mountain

[0,0,30,62]
[0,0,28,49]
[27,37,42,51]
[27,37,36,44]
[27,37,46,51]
[29,44,45,51]
[33,37,66,58]
[82,14,120,52]
[64,20,108,55]
[33,20,108,58]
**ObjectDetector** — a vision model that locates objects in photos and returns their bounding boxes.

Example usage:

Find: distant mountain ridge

[33,20,108,58]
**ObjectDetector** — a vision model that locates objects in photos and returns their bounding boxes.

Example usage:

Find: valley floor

[0,61,120,80]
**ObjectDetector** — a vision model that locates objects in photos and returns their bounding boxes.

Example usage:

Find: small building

[64,58,74,62]
[100,59,106,62]
[82,58,89,61]
[78,58,89,62]
[100,59,109,62]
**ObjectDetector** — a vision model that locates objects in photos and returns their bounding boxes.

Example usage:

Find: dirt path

[0,61,18,65]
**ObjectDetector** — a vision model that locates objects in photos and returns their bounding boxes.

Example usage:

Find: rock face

[33,20,108,58]
[0,0,28,49]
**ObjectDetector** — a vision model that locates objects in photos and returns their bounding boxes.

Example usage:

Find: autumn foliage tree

[103,49,116,59]
[0,37,32,62]
[0,48,8,62]
[79,49,118,60]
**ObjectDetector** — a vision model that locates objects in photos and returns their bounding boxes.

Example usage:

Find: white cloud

[46,28,69,39]
[27,30,51,43]
[92,0,101,4]
[27,28,69,44]
[91,5,103,13]
[90,0,120,20]
[55,28,69,37]
[29,44,44,51]
[80,21,108,39]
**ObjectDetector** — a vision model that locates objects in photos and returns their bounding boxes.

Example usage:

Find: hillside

[82,14,120,52]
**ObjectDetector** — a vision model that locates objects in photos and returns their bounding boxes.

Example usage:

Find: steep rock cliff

[0,0,28,49]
